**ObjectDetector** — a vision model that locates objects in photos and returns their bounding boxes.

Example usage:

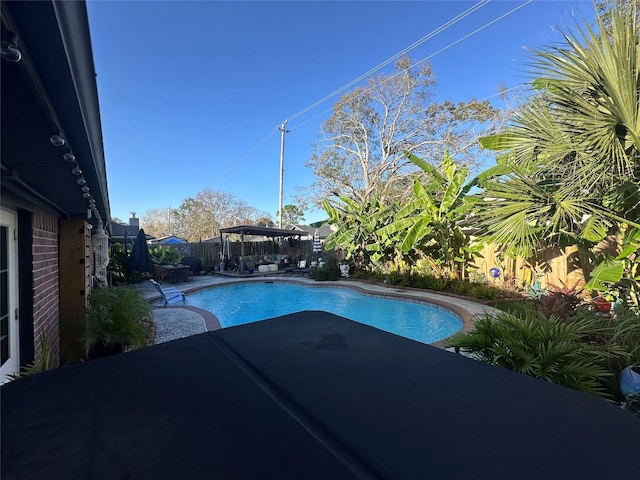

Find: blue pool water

[187,282,463,344]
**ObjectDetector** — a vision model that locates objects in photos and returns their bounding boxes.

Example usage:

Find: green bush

[149,245,181,264]
[108,243,128,285]
[85,287,154,355]
[314,259,341,281]
[422,275,448,291]
[444,310,626,399]
[470,284,499,300]
[612,305,640,366]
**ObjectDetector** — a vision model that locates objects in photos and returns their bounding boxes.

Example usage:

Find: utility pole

[277,120,289,229]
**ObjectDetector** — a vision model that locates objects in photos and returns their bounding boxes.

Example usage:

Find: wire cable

[286,0,492,124]
[225,0,533,177]
[290,0,533,131]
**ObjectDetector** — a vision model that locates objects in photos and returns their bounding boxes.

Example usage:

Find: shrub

[470,284,499,300]
[538,280,583,320]
[149,245,181,264]
[314,259,341,281]
[422,275,448,291]
[444,310,625,399]
[108,243,128,285]
[612,305,640,366]
[85,287,154,356]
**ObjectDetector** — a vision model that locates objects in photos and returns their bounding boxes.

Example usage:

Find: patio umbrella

[312,229,322,254]
[223,236,230,261]
[128,228,154,275]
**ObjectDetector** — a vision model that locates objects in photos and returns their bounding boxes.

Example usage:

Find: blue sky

[87,0,594,225]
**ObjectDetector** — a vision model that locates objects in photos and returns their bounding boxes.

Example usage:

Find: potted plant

[592,296,612,313]
[85,287,154,360]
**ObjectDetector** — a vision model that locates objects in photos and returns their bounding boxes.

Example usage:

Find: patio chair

[154,264,171,284]
[150,279,186,306]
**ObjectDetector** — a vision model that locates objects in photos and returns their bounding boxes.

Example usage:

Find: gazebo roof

[220,225,304,237]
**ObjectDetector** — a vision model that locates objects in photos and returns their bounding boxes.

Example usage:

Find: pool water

[187,282,463,344]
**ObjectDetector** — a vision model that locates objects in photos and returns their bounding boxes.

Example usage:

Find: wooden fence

[158,239,590,290]
[171,239,318,271]
[469,243,587,290]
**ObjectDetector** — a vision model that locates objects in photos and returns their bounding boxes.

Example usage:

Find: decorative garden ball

[620,366,640,397]
[489,267,501,278]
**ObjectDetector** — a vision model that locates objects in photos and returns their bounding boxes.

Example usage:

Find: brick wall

[32,208,60,367]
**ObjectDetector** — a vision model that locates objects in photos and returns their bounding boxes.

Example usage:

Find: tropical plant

[586,227,640,306]
[538,280,584,320]
[85,287,154,356]
[474,3,640,258]
[444,310,625,399]
[323,195,399,269]
[149,244,181,265]
[611,304,640,366]
[376,151,484,279]
[7,334,53,379]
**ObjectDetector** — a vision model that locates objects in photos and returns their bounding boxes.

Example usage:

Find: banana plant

[376,151,482,279]
[586,227,640,306]
[323,196,398,269]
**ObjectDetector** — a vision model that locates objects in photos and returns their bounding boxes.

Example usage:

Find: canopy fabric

[220,225,303,237]
[2,311,640,479]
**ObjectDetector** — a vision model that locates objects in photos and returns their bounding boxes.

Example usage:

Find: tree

[141,208,173,238]
[596,0,639,31]
[474,3,640,258]
[255,216,275,227]
[277,204,305,225]
[141,189,270,242]
[171,188,268,241]
[307,57,500,207]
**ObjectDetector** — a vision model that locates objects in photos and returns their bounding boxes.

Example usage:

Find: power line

[290,0,533,132]
[225,1,492,175]
[286,0,492,124]
[220,127,278,176]
[225,0,533,179]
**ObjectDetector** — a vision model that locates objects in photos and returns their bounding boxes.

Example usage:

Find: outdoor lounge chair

[150,279,186,306]
[293,260,314,276]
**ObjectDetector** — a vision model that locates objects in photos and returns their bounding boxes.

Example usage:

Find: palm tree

[476,3,640,256]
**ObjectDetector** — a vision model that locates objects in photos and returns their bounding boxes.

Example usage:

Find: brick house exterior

[1,1,111,380]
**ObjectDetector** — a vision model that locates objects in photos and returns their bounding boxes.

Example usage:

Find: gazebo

[219,225,304,273]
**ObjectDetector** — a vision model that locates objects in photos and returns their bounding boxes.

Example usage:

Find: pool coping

[146,276,494,348]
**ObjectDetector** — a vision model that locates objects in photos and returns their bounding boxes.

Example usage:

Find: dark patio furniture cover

[2,311,640,479]
[128,228,154,274]
[180,256,203,275]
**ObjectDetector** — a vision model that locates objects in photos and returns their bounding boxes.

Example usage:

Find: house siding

[32,208,60,367]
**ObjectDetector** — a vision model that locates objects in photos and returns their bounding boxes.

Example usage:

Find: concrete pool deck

[128,273,496,347]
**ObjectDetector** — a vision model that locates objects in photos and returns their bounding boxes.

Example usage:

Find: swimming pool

[187,282,463,344]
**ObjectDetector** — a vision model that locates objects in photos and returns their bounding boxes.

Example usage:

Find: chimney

[129,212,139,228]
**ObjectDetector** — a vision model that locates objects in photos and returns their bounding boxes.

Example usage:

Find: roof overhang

[1,1,110,230]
